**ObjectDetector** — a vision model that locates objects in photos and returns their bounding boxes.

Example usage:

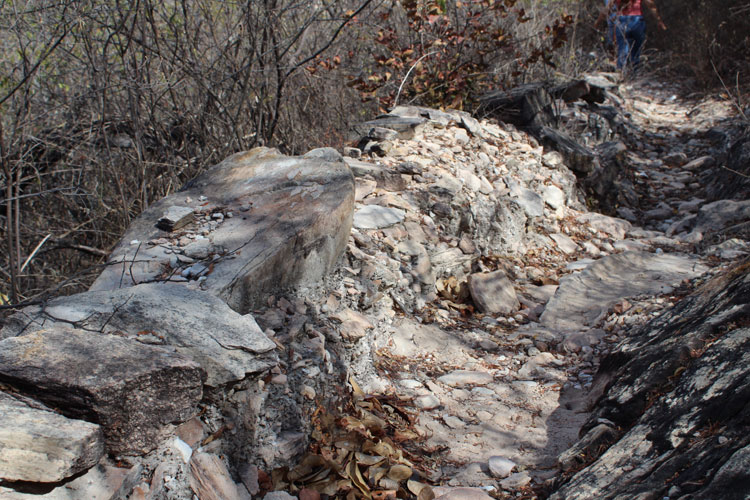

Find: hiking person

[595,0,667,71]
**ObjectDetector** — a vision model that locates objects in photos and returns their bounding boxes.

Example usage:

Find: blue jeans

[614,15,646,70]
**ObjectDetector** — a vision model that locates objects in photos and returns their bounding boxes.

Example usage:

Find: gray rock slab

[1,283,276,387]
[353,205,406,229]
[349,115,427,141]
[550,233,578,254]
[157,206,194,232]
[693,199,750,235]
[90,148,354,314]
[541,251,707,335]
[0,392,104,482]
[575,213,631,240]
[469,271,520,315]
[509,185,544,218]
[0,462,140,500]
[0,328,204,455]
[437,370,493,387]
[344,157,406,192]
[415,394,441,410]
[550,268,750,500]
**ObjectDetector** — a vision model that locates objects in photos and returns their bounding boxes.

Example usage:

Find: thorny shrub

[343,0,574,112]
[0,0,578,307]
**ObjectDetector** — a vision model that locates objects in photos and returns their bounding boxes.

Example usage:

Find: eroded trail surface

[2,75,747,500]
[281,75,746,498]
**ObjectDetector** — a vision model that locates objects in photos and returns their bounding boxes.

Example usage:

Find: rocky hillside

[0,73,748,500]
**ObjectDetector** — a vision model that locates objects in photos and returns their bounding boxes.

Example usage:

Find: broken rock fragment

[1,283,277,387]
[156,205,194,231]
[468,271,521,315]
[0,328,204,455]
[0,392,104,483]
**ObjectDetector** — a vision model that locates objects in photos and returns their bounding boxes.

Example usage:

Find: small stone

[239,464,260,496]
[302,386,316,399]
[550,233,578,254]
[468,271,520,315]
[344,147,362,158]
[157,206,195,231]
[353,205,406,229]
[399,379,423,389]
[173,436,193,463]
[488,456,516,479]
[542,185,565,209]
[500,471,531,490]
[415,394,441,409]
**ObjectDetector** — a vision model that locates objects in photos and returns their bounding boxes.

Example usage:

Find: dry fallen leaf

[417,485,435,500]
[387,464,412,481]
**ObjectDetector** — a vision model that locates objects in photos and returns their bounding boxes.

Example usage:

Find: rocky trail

[1,74,748,500]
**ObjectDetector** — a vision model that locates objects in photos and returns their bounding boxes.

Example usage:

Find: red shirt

[617,0,642,15]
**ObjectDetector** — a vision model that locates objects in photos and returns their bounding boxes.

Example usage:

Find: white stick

[21,233,52,273]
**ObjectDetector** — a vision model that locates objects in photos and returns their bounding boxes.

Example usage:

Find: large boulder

[0,392,104,483]
[0,328,204,455]
[90,148,355,314]
[1,283,277,387]
[550,261,750,499]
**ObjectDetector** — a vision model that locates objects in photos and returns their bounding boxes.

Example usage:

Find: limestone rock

[0,328,204,455]
[1,284,276,387]
[331,308,373,341]
[0,462,141,500]
[353,205,406,229]
[468,271,521,315]
[90,148,354,314]
[578,212,632,240]
[0,392,104,482]
[437,370,493,387]
[550,233,578,254]
[488,456,516,479]
[542,184,565,209]
[509,184,544,218]
[156,206,194,232]
[350,115,427,141]
[541,251,706,335]
[344,157,407,192]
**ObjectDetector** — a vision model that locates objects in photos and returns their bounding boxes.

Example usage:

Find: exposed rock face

[1,283,277,387]
[90,148,355,314]
[550,261,750,499]
[540,251,707,335]
[478,84,554,128]
[0,392,104,482]
[0,328,204,455]
[707,131,750,201]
